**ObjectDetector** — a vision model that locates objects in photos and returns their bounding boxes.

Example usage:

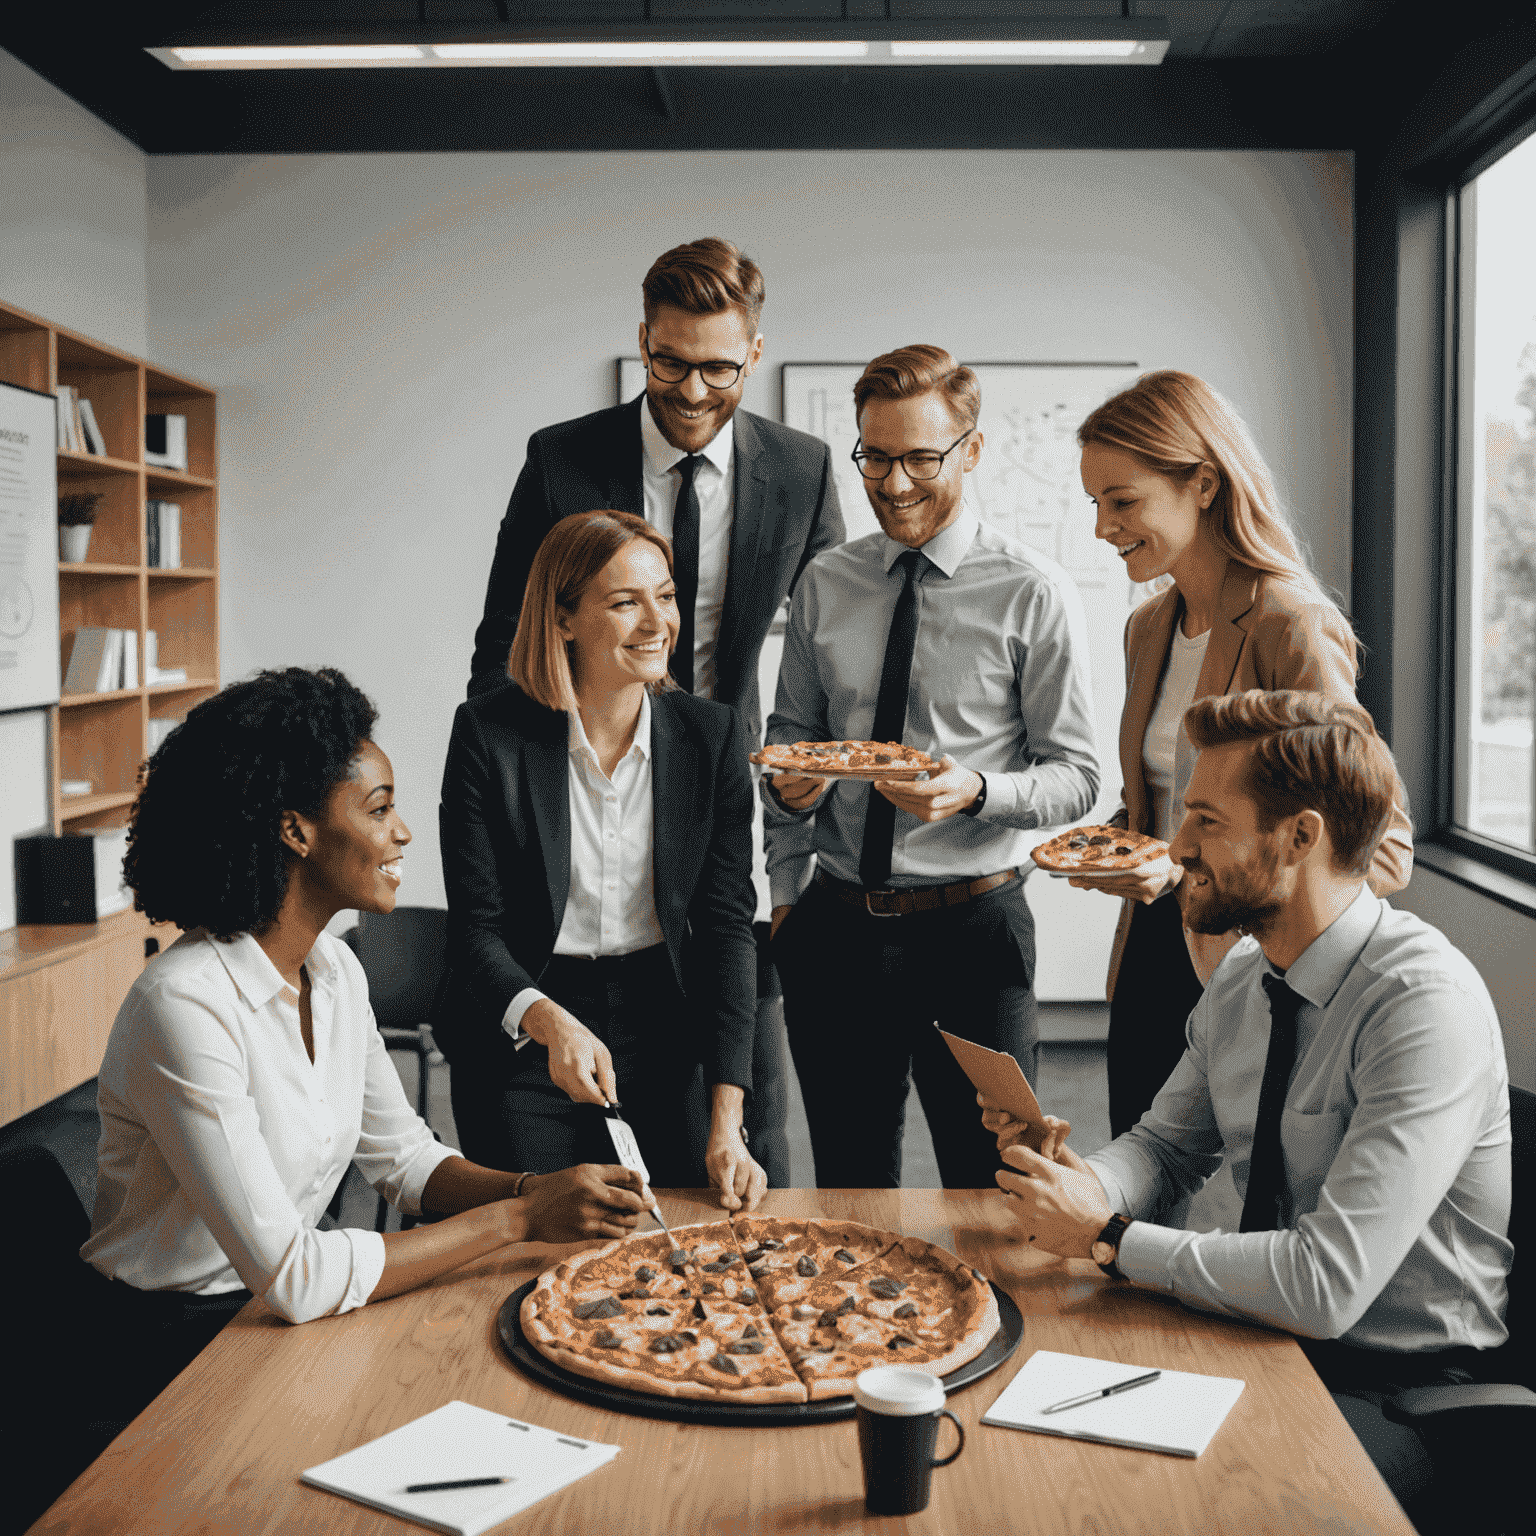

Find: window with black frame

[1450,125,1536,869]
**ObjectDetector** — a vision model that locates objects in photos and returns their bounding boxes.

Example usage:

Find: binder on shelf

[146,501,159,568]
[62,627,110,694]
[145,413,188,471]
[78,398,107,456]
[146,500,182,568]
[100,629,124,692]
[121,628,138,689]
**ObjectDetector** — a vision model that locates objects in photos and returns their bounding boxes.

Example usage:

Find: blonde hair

[1184,690,1398,877]
[508,511,677,713]
[1078,370,1324,595]
[854,344,981,432]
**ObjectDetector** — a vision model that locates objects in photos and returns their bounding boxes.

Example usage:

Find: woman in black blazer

[438,510,766,1211]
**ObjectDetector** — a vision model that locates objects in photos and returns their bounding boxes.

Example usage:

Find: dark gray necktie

[1240,974,1305,1233]
[670,455,702,693]
[858,550,925,890]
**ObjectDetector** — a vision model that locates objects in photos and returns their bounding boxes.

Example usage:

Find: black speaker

[14,835,97,925]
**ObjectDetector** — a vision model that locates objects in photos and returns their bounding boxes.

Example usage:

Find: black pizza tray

[496,1277,1023,1427]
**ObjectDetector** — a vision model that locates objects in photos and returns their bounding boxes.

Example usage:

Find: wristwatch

[740,1124,751,1147]
[960,771,988,817]
[1091,1213,1132,1279]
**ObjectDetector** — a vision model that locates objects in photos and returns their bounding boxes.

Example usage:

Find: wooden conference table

[35,1189,1415,1536]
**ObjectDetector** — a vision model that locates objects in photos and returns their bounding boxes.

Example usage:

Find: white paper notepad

[301,1400,621,1535]
[983,1351,1244,1458]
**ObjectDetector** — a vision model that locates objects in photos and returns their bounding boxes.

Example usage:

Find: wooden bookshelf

[0,298,214,1123]
[0,297,220,836]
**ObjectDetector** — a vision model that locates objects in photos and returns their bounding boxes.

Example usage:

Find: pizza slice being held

[1031,824,1169,875]
[750,740,939,781]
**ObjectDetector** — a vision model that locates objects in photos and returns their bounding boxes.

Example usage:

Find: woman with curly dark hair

[82,666,646,1419]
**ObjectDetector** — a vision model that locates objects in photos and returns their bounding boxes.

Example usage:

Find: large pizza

[1031,824,1168,874]
[520,1216,999,1404]
[749,740,939,781]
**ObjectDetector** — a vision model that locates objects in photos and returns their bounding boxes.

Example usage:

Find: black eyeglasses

[852,428,974,482]
[642,342,748,390]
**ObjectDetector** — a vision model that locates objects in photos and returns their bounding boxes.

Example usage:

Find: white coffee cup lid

[853,1365,946,1417]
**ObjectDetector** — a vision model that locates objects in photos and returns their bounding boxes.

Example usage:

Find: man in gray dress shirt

[765,344,1100,1188]
[987,689,1511,1522]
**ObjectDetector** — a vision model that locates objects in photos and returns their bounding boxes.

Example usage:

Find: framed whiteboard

[779,360,1148,1002]
[0,380,61,712]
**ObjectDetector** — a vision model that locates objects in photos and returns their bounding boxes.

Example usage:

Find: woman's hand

[520,998,615,1105]
[518,1164,649,1243]
[1065,852,1182,905]
[704,1084,767,1212]
[977,1092,1072,1158]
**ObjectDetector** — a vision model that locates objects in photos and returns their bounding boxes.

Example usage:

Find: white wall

[144,148,1355,940]
[1,48,148,929]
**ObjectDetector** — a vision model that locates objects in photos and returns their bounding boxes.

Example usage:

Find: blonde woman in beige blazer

[1073,372,1413,1134]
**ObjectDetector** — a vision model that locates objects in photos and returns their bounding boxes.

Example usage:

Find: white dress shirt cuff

[341,1227,387,1313]
[1111,1218,1185,1291]
[974,770,1028,824]
[503,989,546,1048]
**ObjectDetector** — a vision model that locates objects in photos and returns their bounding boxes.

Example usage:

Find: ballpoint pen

[1040,1369,1162,1414]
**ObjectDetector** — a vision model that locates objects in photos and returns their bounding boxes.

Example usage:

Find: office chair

[337,906,449,1234]
[4,1143,120,1531]
[1383,1083,1535,1535]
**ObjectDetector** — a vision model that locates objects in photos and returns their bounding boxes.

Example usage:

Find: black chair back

[1504,1083,1534,1387]
[343,906,448,1029]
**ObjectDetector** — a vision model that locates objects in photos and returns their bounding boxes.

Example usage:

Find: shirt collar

[1264,885,1381,1009]
[880,502,979,577]
[640,396,735,480]
[212,927,337,1011]
[567,689,653,766]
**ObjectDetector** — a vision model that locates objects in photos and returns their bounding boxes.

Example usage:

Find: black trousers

[1106,892,1206,1137]
[775,874,1038,1189]
[1302,1338,1492,1532]
[448,944,705,1188]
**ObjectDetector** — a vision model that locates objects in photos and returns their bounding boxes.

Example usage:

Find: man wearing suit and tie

[467,238,844,1185]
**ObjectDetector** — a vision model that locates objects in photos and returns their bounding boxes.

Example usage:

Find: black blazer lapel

[719,408,770,674]
[523,722,572,945]
[647,696,696,969]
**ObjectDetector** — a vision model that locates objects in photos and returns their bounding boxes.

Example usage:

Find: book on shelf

[145,413,188,471]
[121,627,138,689]
[146,500,182,568]
[62,627,147,694]
[55,386,81,452]
[77,397,107,456]
[60,779,93,798]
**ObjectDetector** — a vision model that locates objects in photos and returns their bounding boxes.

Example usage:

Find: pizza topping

[635,1265,656,1283]
[701,1282,720,1295]
[648,1335,682,1353]
[868,1276,907,1298]
[1068,837,1088,848]
[1115,845,1132,855]
[819,1295,856,1327]
[894,1302,918,1318]
[573,1296,624,1320]
[741,1246,767,1263]
[618,1287,650,1300]
[645,1306,669,1317]
[761,1239,786,1251]
[887,1335,916,1350]
[739,1288,757,1304]
[748,1262,770,1278]
[793,1305,819,1321]
[1087,835,1113,846]
[834,1249,857,1264]
[796,1256,819,1278]
[700,1258,737,1273]
[593,1331,623,1349]
[692,1298,708,1320]
[742,1324,761,1339]
[711,1355,740,1376]
[726,1339,766,1355]
[668,1249,691,1268]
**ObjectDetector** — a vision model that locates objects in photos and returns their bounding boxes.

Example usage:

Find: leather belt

[815,867,1019,918]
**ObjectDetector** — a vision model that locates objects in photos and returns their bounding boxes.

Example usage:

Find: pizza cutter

[603,1100,708,1316]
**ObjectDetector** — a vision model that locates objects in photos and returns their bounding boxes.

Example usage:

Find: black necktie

[859,550,924,890]
[1240,974,1306,1233]
[670,454,702,693]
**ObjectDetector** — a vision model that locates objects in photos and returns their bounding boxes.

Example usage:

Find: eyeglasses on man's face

[642,343,748,390]
[852,428,974,482]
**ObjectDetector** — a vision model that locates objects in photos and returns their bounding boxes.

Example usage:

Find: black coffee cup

[853,1366,966,1516]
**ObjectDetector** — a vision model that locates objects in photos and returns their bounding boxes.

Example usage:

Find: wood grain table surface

[33,1188,1415,1536]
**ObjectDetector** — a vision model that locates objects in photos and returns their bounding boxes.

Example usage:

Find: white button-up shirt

[82,928,457,1324]
[640,398,734,701]
[502,692,665,1041]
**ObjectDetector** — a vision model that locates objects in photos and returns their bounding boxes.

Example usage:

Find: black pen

[1041,1369,1162,1414]
[404,1476,513,1493]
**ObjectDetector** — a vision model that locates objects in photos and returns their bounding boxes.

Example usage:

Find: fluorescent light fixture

[433,41,869,62]
[169,44,425,66]
[891,40,1145,60]
[149,19,1170,71]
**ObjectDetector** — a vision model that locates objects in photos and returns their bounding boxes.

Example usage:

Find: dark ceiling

[2,3,1531,153]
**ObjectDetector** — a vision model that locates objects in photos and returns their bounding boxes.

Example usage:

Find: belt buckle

[865,889,902,918]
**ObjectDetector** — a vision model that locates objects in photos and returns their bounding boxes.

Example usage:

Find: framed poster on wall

[779,360,1146,1002]
[0,379,61,713]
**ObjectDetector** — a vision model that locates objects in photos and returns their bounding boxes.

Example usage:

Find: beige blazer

[1105,561,1415,999]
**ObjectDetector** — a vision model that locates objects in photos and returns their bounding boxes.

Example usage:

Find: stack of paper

[302,1401,621,1536]
[63,628,140,694]
[983,1351,1245,1458]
